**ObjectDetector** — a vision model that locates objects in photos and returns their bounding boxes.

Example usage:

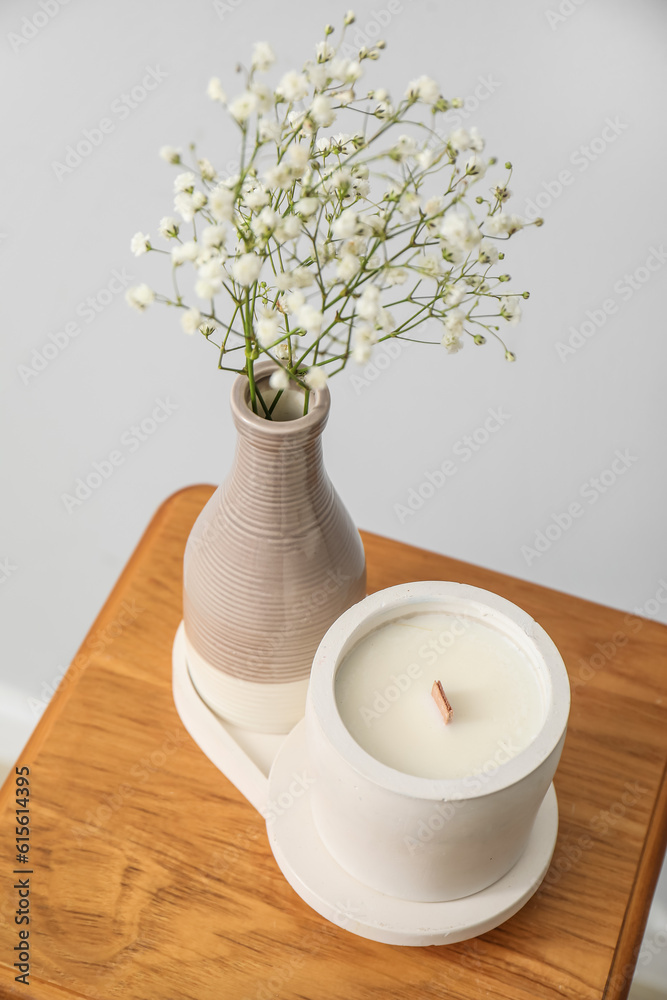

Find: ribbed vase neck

[226,361,331,509]
[228,419,326,492]
[231,409,328,450]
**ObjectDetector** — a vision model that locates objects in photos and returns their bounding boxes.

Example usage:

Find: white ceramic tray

[172,621,559,945]
[172,622,279,813]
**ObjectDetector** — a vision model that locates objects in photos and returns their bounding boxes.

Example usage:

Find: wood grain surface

[1,483,666,1000]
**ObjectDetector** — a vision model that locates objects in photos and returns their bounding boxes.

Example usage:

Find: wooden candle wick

[431,680,453,724]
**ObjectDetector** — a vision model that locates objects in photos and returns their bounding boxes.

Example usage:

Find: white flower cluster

[128,16,538,415]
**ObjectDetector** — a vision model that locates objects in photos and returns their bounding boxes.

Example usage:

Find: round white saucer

[266,718,558,947]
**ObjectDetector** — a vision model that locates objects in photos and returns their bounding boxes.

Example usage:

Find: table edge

[604,757,667,1000]
[0,485,196,809]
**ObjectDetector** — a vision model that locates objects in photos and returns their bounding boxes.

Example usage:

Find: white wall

[1,0,666,991]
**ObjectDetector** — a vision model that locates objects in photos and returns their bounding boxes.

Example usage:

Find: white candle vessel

[335,610,545,780]
[305,581,570,904]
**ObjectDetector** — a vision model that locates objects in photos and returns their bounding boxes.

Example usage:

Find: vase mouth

[230,359,330,434]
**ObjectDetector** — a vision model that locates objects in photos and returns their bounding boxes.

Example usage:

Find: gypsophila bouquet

[127,12,541,418]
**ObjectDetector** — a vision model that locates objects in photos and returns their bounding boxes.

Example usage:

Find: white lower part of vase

[184,632,310,734]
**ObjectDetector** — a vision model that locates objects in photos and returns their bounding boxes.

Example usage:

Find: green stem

[267,388,284,416]
[255,383,271,417]
[243,287,258,415]
[247,354,258,413]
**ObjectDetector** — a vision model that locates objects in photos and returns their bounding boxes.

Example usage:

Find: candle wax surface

[334,611,546,780]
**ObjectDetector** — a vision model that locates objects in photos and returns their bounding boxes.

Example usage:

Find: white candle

[335,611,545,780]
[306,582,570,903]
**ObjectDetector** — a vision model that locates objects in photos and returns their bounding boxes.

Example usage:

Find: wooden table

[1,484,666,1000]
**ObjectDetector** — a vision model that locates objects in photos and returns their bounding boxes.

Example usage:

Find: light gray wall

[1,0,666,988]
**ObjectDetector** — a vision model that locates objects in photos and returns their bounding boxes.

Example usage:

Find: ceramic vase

[183,360,366,734]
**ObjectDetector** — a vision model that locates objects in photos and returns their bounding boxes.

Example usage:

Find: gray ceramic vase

[183,360,367,734]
